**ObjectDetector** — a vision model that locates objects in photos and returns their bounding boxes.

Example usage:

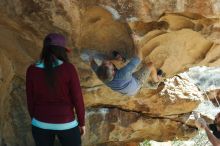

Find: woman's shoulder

[27,60,42,70]
[26,64,38,76]
[62,62,75,68]
[27,64,36,70]
[62,62,78,72]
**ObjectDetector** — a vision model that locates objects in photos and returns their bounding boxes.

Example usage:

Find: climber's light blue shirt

[32,59,78,130]
[92,57,141,96]
[106,57,141,96]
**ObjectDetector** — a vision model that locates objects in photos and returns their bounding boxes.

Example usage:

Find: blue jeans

[32,126,81,146]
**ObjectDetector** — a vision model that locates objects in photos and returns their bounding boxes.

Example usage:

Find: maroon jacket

[26,62,85,126]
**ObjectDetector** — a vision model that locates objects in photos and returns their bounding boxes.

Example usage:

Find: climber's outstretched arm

[205,125,220,146]
[195,119,220,146]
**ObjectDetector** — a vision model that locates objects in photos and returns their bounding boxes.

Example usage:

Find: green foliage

[139,140,151,146]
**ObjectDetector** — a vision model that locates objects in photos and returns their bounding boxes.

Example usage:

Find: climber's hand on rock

[89,57,97,67]
[195,118,207,129]
[89,55,96,63]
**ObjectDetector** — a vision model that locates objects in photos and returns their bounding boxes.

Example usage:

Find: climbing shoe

[157,69,166,77]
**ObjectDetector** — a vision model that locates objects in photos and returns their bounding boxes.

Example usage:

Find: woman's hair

[40,44,69,88]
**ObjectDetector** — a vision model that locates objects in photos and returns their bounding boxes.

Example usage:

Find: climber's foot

[157,69,166,77]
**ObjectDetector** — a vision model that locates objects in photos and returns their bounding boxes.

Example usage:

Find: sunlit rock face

[83,72,204,145]
[79,0,220,21]
[84,108,196,146]
[78,6,134,58]
[85,74,204,116]
[0,0,220,146]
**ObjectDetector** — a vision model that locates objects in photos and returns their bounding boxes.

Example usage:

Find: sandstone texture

[0,0,220,146]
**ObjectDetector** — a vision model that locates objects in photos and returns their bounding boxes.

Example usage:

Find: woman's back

[26,33,85,146]
[26,62,84,124]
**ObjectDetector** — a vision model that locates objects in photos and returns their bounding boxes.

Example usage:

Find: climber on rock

[89,46,165,96]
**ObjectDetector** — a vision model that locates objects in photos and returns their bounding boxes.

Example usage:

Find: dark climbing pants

[32,125,81,146]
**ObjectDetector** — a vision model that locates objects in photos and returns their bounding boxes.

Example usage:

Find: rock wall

[0,0,220,146]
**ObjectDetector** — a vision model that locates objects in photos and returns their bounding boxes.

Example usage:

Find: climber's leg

[145,62,165,83]
[133,63,151,86]
[133,62,164,89]
[145,62,160,83]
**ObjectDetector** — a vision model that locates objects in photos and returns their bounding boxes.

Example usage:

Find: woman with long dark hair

[26,33,85,146]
